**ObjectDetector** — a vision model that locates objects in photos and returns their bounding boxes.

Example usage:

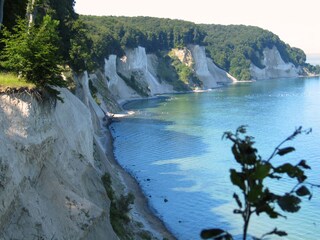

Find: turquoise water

[111,77,320,240]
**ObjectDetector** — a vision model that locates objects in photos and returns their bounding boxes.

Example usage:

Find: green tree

[201,126,319,240]
[68,19,97,73]
[1,15,66,100]
[1,0,28,30]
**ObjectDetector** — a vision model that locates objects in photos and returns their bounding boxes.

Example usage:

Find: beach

[104,125,176,240]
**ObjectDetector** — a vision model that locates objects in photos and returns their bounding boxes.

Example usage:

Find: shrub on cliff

[101,173,135,239]
[0,15,66,101]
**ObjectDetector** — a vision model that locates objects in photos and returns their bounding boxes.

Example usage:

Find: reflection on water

[111,77,320,240]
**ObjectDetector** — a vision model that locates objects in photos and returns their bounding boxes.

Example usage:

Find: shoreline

[105,84,237,239]
[104,124,176,240]
[104,75,320,239]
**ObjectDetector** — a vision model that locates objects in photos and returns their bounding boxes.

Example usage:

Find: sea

[110,76,320,240]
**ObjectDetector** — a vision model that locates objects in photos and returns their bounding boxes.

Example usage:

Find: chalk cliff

[0,90,118,240]
[116,46,174,96]
[189,45,236,88]
[101,45,237,102]
[250,46,301,80]
[104,55,139,100]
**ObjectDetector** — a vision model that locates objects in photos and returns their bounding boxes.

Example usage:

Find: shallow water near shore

[111,77,320,240]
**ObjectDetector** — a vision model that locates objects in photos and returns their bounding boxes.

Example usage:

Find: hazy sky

[75,0,319,54]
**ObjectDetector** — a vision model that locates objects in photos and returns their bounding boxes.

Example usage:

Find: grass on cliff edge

[0,72,35,91]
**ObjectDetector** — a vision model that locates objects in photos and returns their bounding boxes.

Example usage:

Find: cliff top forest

[0,0,318,84]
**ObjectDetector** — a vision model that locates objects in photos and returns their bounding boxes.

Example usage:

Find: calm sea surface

[111,77,320,240]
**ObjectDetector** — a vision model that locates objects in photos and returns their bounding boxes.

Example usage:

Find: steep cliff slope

[250,47,302,80]
[100,45,236,102]
[117,46,174,96]
[0,90,118,240]
[189,45,235,88]
[104,55,140,100]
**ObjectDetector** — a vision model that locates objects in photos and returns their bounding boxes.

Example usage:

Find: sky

[74,0,320,54]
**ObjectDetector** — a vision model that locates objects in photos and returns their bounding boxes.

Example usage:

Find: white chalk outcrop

[189,45,236,88]
[101,45,237,102]
[0,90,118,240]
[104,55,140,100]
[250,46,301,80]
[103,46,174,101]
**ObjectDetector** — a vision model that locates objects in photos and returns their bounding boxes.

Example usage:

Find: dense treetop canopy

[1,3,316,80]
[80,16,309,79]
[201,24,307,79]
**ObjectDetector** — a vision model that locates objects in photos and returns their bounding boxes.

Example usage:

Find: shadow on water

[111,77,320,239]
[122,95,171,110]
[111,116,207,162]
[110,115,230,239]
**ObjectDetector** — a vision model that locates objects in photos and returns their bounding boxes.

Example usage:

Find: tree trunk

[27,0,36,26]
[0,0,4,29]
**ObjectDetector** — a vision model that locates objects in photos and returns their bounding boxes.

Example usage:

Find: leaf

[268,173,282,180]
[230,169,245,191]
[261,228,288,239]
[274,163,303,179]
[296,186,311,197]
[277,147,295,156]
[256,203,280,218]
[277,194,301,213]
[231,144,242,163]
[233,193,242,208]
[233,209,242,214]
[200,229,228,239]
[247,184,263,202]
[297,160,311,169]
[297,174,307,183]
[237,125,248,134]
[274,229,288,237]
[254,163,271,180]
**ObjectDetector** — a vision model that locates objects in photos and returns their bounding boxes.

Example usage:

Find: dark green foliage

[30,0,78,62]
[79,16,308,79]
[88,79,101,105]
[1,15,66,101]
[156,53,179,82]
[156,52,191,91]
[101,173,135,239]
[68,19,98,72]
[2,0,28,30]
[202,126,318,240]
[305,63,320,74]
[168,52,201,88]
[101,173,114,200]
[200,24,307,79]
[80,16,205,56]
[1,0,91,74]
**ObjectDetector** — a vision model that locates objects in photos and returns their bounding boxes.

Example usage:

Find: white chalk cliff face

[104,55,140,100]
[250,46,301,80]
[102,45,236,102]
[116,46,174,96]
[103,47,174,100]
[189,45,236,88]
[0,90,117,240]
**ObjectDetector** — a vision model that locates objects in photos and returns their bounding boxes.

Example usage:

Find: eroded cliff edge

[0,90,118,239]
[0,75,175,239]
